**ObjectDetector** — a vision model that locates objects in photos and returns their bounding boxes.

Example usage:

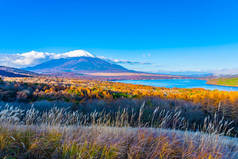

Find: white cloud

[0,50,95,68]
[14,51,48,66]
[98,56,151,65]
[211,68,238,76]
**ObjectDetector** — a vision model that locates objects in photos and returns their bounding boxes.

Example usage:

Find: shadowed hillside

[0,66,38,77]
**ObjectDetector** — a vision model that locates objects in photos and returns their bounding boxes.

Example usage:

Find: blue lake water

[115,79,238,91]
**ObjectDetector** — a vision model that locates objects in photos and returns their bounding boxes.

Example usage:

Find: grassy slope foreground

[207,77,238,87]
[0,124,238,159]
[0,103,237,159]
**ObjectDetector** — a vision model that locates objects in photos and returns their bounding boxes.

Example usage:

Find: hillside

[1,77,238,158]
[0,66,37,77]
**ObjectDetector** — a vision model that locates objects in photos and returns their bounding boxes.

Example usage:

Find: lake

[115,79,238,91]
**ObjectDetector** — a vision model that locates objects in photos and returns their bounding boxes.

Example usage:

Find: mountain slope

[0,66,38,77]
[25,57,130,74]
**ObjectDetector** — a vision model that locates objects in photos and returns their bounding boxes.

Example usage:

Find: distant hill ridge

[0,66,37,77]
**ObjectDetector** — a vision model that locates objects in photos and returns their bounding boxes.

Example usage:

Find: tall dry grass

[0,101,236,158]
[0,124,238,159]
[0,99,235,136]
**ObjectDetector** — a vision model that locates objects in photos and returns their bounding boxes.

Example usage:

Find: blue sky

[0,0,238,72]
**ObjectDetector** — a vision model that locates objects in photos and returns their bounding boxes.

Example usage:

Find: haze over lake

[115,79,238,91]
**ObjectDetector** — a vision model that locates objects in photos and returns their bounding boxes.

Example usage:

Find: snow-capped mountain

[24,56,130,74]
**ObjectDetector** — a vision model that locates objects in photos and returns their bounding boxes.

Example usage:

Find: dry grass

[0,124,238,159]
[0,103,236,158]
[0,101,234,136]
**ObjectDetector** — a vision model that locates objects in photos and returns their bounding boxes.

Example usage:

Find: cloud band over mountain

[0,50,95,68]
[0,50,150,69]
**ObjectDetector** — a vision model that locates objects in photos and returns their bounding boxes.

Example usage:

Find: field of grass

[0,103,237,159]
[1,77,238,158]
[207,77,238,87]
[1,124,238,159]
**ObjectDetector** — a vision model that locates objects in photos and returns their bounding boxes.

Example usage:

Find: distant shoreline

[206,78,238,87]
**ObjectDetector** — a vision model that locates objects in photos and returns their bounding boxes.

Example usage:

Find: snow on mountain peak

[53,50,95,59]
[61,50,95,58]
